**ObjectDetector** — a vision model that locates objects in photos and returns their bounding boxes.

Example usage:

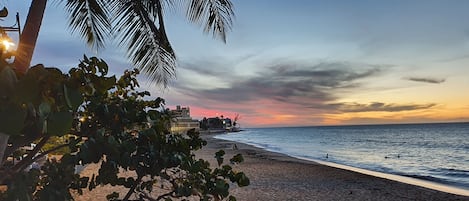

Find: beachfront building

[200,116,235,133]
[170,105,200,134]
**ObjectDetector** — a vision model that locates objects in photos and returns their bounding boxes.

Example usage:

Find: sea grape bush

[0,56,249,200]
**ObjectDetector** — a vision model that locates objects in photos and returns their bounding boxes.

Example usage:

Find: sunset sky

[5,1,469,127]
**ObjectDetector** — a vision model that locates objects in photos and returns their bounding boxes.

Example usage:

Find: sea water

[214,122,469,190]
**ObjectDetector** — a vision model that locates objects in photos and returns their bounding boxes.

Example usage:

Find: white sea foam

[214,123,469,195]
[303,157,469,196]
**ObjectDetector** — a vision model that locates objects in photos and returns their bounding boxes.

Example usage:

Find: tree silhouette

[14,0,234,86]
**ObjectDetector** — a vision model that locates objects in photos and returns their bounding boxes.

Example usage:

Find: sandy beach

[73,134,469,201]
[197,134,469,201]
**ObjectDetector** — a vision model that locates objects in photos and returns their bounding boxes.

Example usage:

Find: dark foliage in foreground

[0,56,248,200]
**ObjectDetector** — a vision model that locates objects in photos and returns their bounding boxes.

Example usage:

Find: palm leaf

[60,0,234,86]
[186,0,234,42]
[61,0,111,50]
[111,0,176,86]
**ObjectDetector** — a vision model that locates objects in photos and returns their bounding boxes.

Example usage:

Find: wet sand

[198,134,469,201]
[73,134,469,201]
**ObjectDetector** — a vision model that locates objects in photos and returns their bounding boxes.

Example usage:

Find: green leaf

[236,172,250,187]
[47,111,73,136]
[66,136,81,152]
[0,103,26,135]
[147,110,159,120]
[14,65,47,104]
[38,102,51,118]
[214,179,229,197]
[107,136,118,146]
[230,154,244,164]
[124,178,135,188]
[0,66,17,97]
[106,192,119,201]
[64,85,83,110]
[96,59,109,76]
[222,165,232,173]
[101,76,116,90]
[79,177,89,188]
[215,150,225,166]
[228,195,237,201]
[44,67,65,82]
[176,185,192,197]
[91,75,116,94]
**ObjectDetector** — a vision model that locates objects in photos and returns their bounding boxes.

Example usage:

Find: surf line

[303,157,469,196]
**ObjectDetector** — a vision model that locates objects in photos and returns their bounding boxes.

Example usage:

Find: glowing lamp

[1,38,14,51]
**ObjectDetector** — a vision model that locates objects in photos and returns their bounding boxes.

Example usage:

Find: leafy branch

[0,56,249,200]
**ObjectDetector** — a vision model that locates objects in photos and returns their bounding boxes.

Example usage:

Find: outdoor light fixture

[1,35,14,51]
[0,31,15,56]
[0,7,20,54]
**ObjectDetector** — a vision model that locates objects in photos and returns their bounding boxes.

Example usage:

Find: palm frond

[111,0,176,86]
[60,0,234,86]
[62,0,111,50]
[186,0,234,42]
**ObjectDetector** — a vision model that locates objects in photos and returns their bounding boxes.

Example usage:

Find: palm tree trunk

[2,0,47,169]
[13,0,47,75]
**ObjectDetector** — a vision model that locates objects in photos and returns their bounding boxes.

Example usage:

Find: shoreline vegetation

[72,133,469,201]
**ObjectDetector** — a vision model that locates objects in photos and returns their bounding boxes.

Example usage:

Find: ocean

[214,122,469,190]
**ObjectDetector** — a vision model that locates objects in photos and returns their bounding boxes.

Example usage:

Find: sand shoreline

[211,134,469,196]
[200,134,469,201]
[72,134,469,200]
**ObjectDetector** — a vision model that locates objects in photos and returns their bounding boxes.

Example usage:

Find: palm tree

[14,0,234,86]
[2,0,233,172]
[13,0,47,75]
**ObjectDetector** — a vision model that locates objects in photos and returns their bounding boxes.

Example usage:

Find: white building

[170,105,200,134]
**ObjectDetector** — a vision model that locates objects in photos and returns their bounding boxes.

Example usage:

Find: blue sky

[4,1,469,127]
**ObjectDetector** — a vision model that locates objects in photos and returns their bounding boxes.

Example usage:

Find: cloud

[175,61,383,105]
[405,77,445,84]
[329,102,436,113]
[337,115,469,126]
[436,54,469,62]
[179,59,233,77]
[158,60,419,127]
